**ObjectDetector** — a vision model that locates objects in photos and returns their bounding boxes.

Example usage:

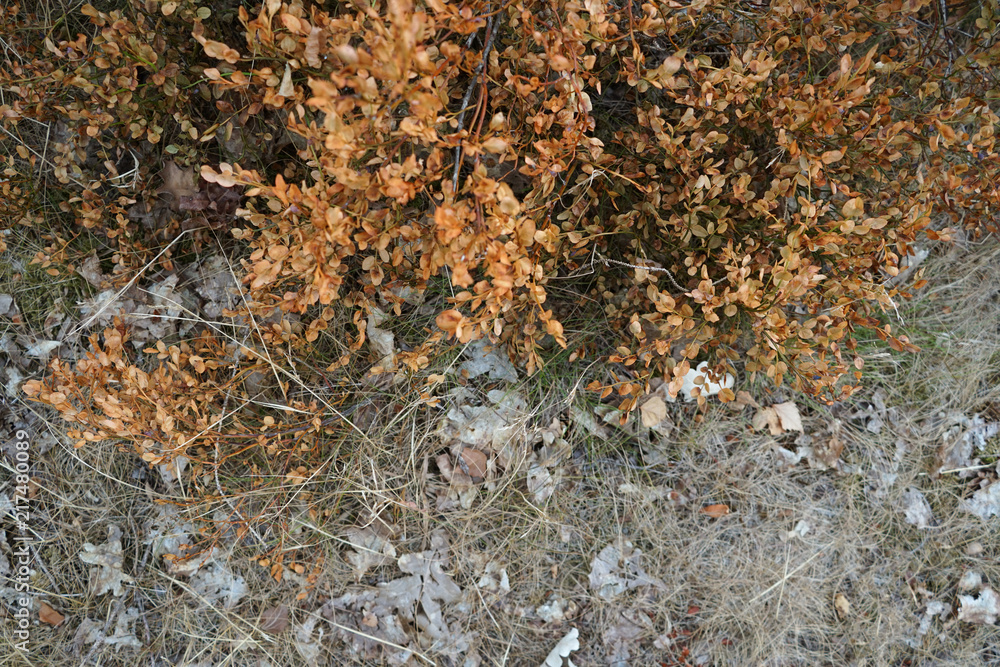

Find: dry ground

[4,230,1000,666]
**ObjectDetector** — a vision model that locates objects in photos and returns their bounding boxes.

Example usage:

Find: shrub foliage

[8,0,1000,446]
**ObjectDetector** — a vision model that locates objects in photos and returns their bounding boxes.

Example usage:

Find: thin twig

[595,252,688,293]
[451,10,498,192]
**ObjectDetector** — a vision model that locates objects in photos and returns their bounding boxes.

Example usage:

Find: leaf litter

[72,607,143,653]
[144,504,247,608]
[589,538,666,601]
[343,525,397,580]
[319,530,473,663]
[901,487,935,529]
[78,525,133,597]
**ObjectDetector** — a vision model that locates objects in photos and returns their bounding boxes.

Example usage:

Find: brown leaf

[39,602,65,627]
[639,395,668,428]
[435,309,464,336]
[821,149,844,164]
[752,402,803,435]
[304,27,324,69]
[157,161,199,207]
[700,504,730,519]
[202,40,240,64]
[734,390,760,409]
[772,402,803,432]
[459,448,488,479]
[260,604,290,633]
[841,197,864,218]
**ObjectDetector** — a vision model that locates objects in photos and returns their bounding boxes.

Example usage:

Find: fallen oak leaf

[958,587,1000,625]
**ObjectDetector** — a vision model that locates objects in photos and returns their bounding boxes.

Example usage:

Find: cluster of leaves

[206,0,1000,405]
[22,321,328,466]
[9,0,1000,435]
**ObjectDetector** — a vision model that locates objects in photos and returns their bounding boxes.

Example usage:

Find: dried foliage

[6,0,1000,472]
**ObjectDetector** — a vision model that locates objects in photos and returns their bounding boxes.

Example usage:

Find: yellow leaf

[834,593,851,619]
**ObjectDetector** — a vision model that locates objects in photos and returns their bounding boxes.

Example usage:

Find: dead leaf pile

[78,525,134,597]
[343,525,397,580]
[190,254,240,320]
[320,530,474,664]
[934,411,1000,476]
[77,274,192,346]
[435,388,528,509]
[753,400,849,472]
[72,607,142,653]
[144,505,247,608]
[589,538,665,601]
[526,418,574,504]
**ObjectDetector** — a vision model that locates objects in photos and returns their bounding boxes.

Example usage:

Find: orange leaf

[435,309,464,336]
[202,40,240,64]
[39,602,65,627]
[700,504,730,518]
[821,149,843,164]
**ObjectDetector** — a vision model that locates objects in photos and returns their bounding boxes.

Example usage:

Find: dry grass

[4,234,1000,666]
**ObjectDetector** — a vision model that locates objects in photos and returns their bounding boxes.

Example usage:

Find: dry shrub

[7,1,1000,467]
[201,0,999,402]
